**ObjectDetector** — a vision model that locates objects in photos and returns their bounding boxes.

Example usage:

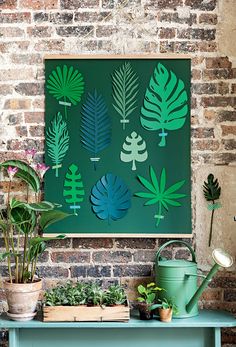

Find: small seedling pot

[138,303,153,320]
[159,308,173,322]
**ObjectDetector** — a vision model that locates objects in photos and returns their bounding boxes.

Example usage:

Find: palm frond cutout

[63,164,85,216]
[140,63,188,147]
[46,112,69,177]
[112,62,139,130]
[81,89,111,170]
[46,65,85,119]
[91,173,131,223]
[135,166,186,227]
[203,173,222,247]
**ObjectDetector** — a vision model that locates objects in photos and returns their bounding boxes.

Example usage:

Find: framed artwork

[44,55,191,237]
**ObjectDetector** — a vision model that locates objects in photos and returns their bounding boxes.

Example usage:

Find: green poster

[44,57,191,237]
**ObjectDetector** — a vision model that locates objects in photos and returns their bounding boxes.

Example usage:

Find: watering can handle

[156,240,196,263]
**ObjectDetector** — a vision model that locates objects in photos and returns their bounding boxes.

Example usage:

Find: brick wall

[0,0,236,346]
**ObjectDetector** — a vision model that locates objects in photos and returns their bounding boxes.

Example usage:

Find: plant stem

[208,200,215,247]
[6,180,13,283]
[158,130,166,147]
[156,202,162,227]
[64,97,67,119]
[21,233,29,283]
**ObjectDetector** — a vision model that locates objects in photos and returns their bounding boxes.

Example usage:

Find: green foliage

[112,62,139,130]
[203,174,222,247]
[151,298,178,315]
[137,282,163,305]
[44,282,127,307]
[46,112,69,177]
[63,164,85,216]
[140,63,188,147]
[135,166,186,227]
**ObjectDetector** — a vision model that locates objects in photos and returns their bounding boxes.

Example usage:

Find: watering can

[155,240,233,318]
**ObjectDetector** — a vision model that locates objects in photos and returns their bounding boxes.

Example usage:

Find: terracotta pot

[159,307,173,322]
[4,279,42,321]
[138,302,153,320]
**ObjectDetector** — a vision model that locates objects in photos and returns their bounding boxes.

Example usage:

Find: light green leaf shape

[120,131,148,171]
[140,63,188,147]
[46,112,69,177]
[46,65,85,119]
[135,166,186,228]
[112,62,139,130]
[63,164,85,216]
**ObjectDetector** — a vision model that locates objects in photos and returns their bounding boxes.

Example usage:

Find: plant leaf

[26,201,55,211]
[39,210,70,230]
[203,174,221,202]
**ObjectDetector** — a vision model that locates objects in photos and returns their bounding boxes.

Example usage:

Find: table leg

[214,327,221,347]
[9,328,19,347]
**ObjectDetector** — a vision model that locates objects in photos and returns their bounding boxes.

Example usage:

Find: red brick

[0,41,30,53]
[231,84,236,94]
[192,139,220,151]
[15,83,44,96]
[205,57,232,69]
[144,0,183,10]
[51,251,90,263]
[0,12,31,23]
[19,0,58,9]
[15,125,28,137]
[0,27,24,38]
[201,96,235,108]
[218,82,229,95]
[92,251,132,263]
[4,99,31,110]
[199,42,217,52]
[24,112,44,123]
[0,68,34,81]
[0,84,13,96]
[115,238,156,249]
[185,0,216,10]
[96,25,117,38]
[11,53,42,65]
[0,0,17,9]
[27,26,53,37]
[203,69,233,80]
[192,127,214,138]
[221,125,236,137]
[34,39,65,51]
[28,125,44,137]
[61,0,99,9]
[74,11,112,23]
[222,139,236,150]
[191,69,201,80]
[199,13,217,25]
[72,238,113,249]
[159,28,175,39]
[192,83,217,94]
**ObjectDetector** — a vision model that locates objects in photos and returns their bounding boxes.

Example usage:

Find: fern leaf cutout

[63,164,85,215]
[81,89,111,170]
[135,166,186,228]
[46,112,69,177]
[112,62,139,130]
[140,63,188,147]
[91,173,131,223]
[46,65,85,119]
[120,131,148,171]
[203,174,222,247]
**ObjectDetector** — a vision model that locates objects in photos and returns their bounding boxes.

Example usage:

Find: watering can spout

[186,248,233,314]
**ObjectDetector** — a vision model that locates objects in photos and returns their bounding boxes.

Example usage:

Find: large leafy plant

[203,173,221,247]
[140,63,188,147]
[137,282,163,305]
[0,150,69,284]
[135,166,186,227]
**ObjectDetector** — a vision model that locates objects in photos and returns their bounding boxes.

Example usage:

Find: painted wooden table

[0,310,235,347]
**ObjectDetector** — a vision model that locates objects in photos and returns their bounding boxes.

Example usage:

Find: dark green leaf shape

[135,166,186,227]
[63,164,85,216]
[140,63,188,147]
[91,173,131,223]
[46,112,69,177]
[39,210,70,230]
[10,205,36,234]
[112,62,139,130]
[0,252,11,261]
[46,65,85,119]
[81,89,111,170]
[26,201,55,211]
[0,160,40,193]
[203,174,221,202]
[203,174,221,247]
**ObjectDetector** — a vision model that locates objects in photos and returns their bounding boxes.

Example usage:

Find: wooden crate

[43,303,130,322]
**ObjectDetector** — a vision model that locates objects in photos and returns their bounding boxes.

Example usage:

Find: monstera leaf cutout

[81,89,111,170]
[112,62,139,130]
[46,112,69,177]
[91,173,131,223]
[140,63,188,147]
[63,164,85,216]
[46,65,85,119]
[135,166,186,227]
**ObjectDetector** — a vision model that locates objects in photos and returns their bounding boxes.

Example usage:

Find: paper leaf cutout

[91,173,131,222]
[46,112,69,177]
[140,63,188,147]
[112,62,139,130]
[63,164,85,216]
[120,131,148,171]
[81,89,111,170]
[135,166,186,227]
[46,65,85,119]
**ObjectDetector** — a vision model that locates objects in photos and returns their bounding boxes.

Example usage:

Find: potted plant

[104,284,126,306]
[136,282,163,320]
[0,150,70,321]
[151,298,178,322]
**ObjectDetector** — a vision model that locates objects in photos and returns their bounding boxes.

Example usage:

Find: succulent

[104,285,126,306]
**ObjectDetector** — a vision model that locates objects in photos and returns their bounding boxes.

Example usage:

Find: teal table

[0,310,235,347]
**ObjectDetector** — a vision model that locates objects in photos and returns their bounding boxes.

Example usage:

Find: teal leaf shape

[63,164,85,216]
[81,89,111,170]
[135,166,186,227]
[140,63,188,147]
[46,112,69,177]
[46,65,85,119]
[91,173,131,223]
[112,62,139,130]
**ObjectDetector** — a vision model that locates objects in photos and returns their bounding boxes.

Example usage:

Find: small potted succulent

[136,282,163,320]
[151,298,178,322]
[0,150,70,321]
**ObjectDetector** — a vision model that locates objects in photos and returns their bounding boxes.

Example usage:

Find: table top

[0,310,235,329]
